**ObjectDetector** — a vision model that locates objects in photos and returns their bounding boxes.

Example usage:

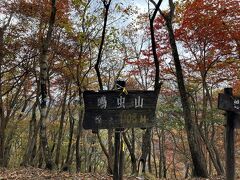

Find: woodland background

[0,0,240,179]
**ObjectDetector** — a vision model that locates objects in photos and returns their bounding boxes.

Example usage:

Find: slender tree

[149,0,208,177]
[0,15,12,167]
[38,0,57,170]
[137,0,163,174]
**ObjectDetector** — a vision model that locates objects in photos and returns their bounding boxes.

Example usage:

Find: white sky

[133,0,169,12]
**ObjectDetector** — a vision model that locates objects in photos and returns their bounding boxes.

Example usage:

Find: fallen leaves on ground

[0,167,111,180]
[0,167,226,179]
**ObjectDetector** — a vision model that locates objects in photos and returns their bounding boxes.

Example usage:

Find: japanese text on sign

[117,96,125,108]
[97,96,107,109]
[135,96,144,108]
[83,90,158,129]
[234,99,240,110]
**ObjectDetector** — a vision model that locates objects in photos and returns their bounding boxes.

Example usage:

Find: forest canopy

[0,0,239,179]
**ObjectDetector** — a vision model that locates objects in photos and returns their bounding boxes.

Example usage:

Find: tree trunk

[119,136,124,178]
[107,129,114,174]
[62,104,75,171]
[87,137,96,173]
[38,0,56,170]
[76,92,83,173]
[0,26,6,168]
[151,130,158,177]
[148,146,152,173]
[202,78,224,175]
[165,17,208,177]
[157,128,166,178]
[97,131,111,173]
[138,128,152,174]
[2,130,13,167]
[148,0,208,177]
[55,82,69,167]
[123,130,137,174]
[199,125,224,175]
[22,78,40,166]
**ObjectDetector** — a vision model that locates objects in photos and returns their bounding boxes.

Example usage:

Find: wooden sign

[218,92,240,129]
[218,93,240,112]
[218,88,238,180]
[83,90,158,129]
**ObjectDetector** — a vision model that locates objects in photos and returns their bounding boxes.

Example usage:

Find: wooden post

[113,128,124,180]
[119,135,124,178]
[114,80,125,180]
[114,129,121,180]
[225,88,235,180]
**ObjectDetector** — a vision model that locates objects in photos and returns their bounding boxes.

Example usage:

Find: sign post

[113,81,125,180]
[83,81,158,180]
[114,128,122,180]
[218,88,240,180]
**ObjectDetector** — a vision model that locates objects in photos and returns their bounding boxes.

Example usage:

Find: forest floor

[0,167,225,180]
[0,167,113,180]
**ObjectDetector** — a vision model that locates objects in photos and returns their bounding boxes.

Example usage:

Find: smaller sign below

[218,93,240,112]
[83,90,158,129]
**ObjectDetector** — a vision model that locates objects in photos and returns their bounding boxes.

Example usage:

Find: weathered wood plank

[83,90,158,129]
[218,93,240,112]
[83,109,156,129]
[84,90,157,110]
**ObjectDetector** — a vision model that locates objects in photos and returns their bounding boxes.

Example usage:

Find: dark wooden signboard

[218,93,240,129]
[218,93,240,112]
[218,88,239,180]
[83,90,158,129]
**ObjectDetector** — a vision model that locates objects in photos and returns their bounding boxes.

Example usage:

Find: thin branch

[169,0,175,19]
[149,0,163,92]
[94,0,112,90]
[149,0,163,22]
[2,14,13,31]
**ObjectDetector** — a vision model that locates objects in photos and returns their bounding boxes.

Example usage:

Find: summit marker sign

[83,90,158,130]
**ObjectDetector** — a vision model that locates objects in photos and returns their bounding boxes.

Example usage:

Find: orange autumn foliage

[12,0,70,24]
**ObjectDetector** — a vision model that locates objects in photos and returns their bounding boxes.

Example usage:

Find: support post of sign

[114,129,120,180]
[119,133,124,179]
[224,88,235,180]
[113,80,125,180]
[114,128,124,180]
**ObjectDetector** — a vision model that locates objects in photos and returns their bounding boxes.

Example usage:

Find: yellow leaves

[58,21,73,34]
[114,3,122,12]
[72,0,88,7]
[72,0,81,7]
[54,61,72,78]
[77,31,87,44]
[225,57,239,64]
